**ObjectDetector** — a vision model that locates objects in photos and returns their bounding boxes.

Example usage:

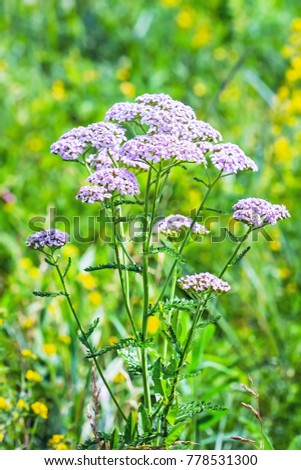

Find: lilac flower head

[87,168,140,196]
[181,120,222,143]
[158,214,209,238]
[85,150,115,170]
[232,198,290,227]
[76,185,111,204]
[51,122,126,161]
[209,143,258,174]
[119,134,207,169]
[26,229,69,250]
[105,102,141,123]
[178,272,231,294]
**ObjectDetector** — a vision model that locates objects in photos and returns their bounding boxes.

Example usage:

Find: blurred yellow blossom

[192,24,211,48]
[17,399,29,411]
[292,18,301,32]
[88,291,102,305]
[0,397,12,411]
[120,81,136,98]
[273,136,292,162]
[281,45,294,58]
[161,0,180,7]
[62,244,79,257]
[0,432,4,442]
[28,267,40,279]
[277,86,289,101]
[59,335,71,345]
[116,67,130,81]
[83,69,100,82]
[278,267,291,279]
[26,137,44,152]
[21,349,37,360]
[176,8,194,29]
[193,82,207,97]
[31,402,48,419]
[56,443,68,450]
[213,47,228,61]
[113,372,126,383]
[19,258,33,269]
[43,344,57,356]
[22,317,35,329]
[269,240,281,252]
[77,272,97,290]
[108,336,118,346]
[25,370,43,382]
[286,282,297,293]
[49,434,64,446]
[147,316,161,335]
[52,80,66,101]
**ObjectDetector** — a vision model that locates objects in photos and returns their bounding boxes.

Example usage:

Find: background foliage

[1,0,300,450]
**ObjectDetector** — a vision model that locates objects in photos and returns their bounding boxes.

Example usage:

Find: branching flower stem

[51,255,126,422]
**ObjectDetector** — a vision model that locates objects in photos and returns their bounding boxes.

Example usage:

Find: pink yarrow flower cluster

[232,198,290,227]
[209,143,258,174]
[158,214,209,238]
[26,229,69,250]
[76,168,140,204]
[178,272,231,294]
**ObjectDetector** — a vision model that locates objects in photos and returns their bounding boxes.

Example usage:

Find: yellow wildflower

[17,399,29,411]
[26,137,44,152]
[213,47,227,61]
[0,397,12,411]
[59,335,71,345]
[147,316,160,335]
[83,69,100,82]
[77,272,97,290]
[113,372,126,383]
[56,443,68,450]
[31,402,48,419]
[278,267,291,280]
[28,267,40,279]
[25,370,43,383]
[277,86,289,101]
[22,317,35,329]
[160,0,180,7]
[269,240,281,252]
[62,244,79,258]
[116,67,130,81]
[43,344,57,356]
[88,291,102,305]
[193,82,207,97]
[49,434,64,446]
[176,8,194,29]
[192,24,211,48]
[0,432,4,442]
[273,136,291,162]
[291,18,301,32]
[120,81,136,98]
[52,80,66,101]
[286,282,297,293]
[19,258,33,269]
[108,336,118,346]
[21,349,37,360]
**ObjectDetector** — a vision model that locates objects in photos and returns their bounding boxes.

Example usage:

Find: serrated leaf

[162,325,182,357]
[124,412,137,445]
[138,404,151,435]
[110,428,120,450]
[85,262,143,273]
[33,290,66,298]
[86,336,152,359]
[63,257,72,278]
[175,401,227,423]
[232,246,251,265]
[143,245,185,264]
[165,422,186,449]
[149,298,198,316]
[197,315,222,329]
[152,358,165,397]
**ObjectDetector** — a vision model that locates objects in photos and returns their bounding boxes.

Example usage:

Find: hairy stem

[53,258,126,422]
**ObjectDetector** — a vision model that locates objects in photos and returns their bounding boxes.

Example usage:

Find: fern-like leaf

[232,246,251,265]
[85,337,152,359]
[85,263,143,273]
[33,290,66,298]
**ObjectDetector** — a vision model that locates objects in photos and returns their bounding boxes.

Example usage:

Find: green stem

[218,227,252,278]
[141,169,153,412]
[162,249,178,361]
[53,259,126,422]
[110,202,139,340]
[155,172,222,307]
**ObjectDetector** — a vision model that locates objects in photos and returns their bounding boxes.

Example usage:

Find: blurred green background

[1,0,300,450]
